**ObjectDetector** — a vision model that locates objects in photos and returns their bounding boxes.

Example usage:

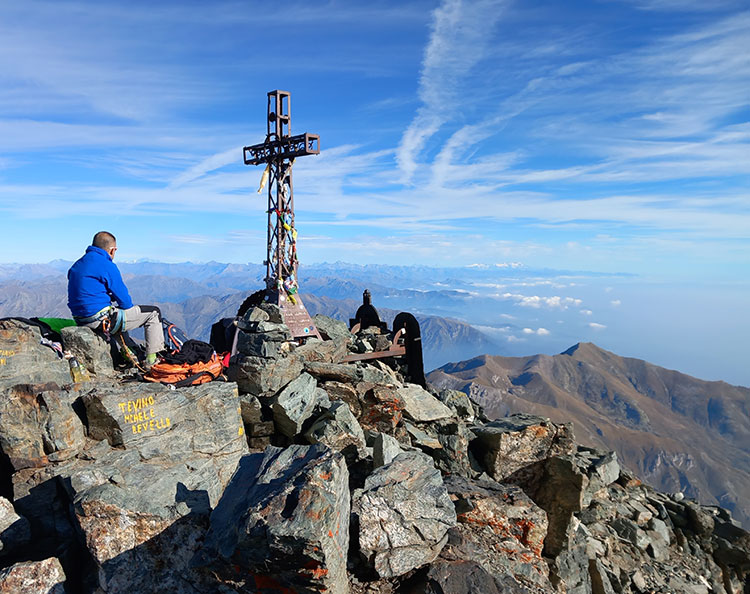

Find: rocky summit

[0,314,748,593]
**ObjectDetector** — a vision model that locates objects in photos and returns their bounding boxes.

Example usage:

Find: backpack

[162,319,189,353]
[143,340,224,387]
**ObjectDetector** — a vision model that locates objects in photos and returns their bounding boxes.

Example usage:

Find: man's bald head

[92,231,117,250]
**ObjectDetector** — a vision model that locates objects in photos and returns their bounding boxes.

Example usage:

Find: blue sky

[1,1,749,383]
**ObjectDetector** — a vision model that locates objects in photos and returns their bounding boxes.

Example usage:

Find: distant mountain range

[0,271,502,372]
[428,342,750,527]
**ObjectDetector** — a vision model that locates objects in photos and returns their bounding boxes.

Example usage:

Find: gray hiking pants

[80,304,165,355]
[122,305,165,355]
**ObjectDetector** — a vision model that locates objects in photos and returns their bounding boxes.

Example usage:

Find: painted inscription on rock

[117,395,171,435]
[0,349,15,366]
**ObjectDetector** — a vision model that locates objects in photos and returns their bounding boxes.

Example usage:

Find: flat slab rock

[81,381,247,460]
[355,450,457,578]
[195,444,350,594]
[397,384,454,422]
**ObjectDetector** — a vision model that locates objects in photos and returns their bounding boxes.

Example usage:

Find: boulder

[471,414,575,482]
[304,401,366,460]
[437,389,475,422]
[229,352,304,396]
[295,336,350,364]
[0,496,30,557]
[194,444,350,594]
[408,559,533,594]
[81,382,247,465]
[62,435,246,593]
[409,419,472,477]
[305,361,361,384]
[443,475,551,589]
[236,329,291,359]
[272,372,328,437]
[372,432,403,468]
[60,325,114,377]
[355,451,456,578]
[313,314,351,342]
[322,381,362,417]
[397,384,454,422]
[358,385,406,436]
[0,557,66,593]
[0,383,85,470]
[0,321,71,389]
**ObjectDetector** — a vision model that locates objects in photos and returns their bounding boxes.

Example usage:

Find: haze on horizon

[0,1,748,385]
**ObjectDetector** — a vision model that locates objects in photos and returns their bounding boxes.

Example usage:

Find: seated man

[67,231,164,367]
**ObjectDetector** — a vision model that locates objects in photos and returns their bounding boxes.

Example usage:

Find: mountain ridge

[428,342,750,527]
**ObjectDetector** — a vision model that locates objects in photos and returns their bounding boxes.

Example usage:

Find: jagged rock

[243,306,269,324]
[272,372,329,437]
[60,325,114,377]
[0,496,30,557]
[589,558,617,594]
[611,517,650,551]
[236,329,291,359]
[239,393,263,425]
[437,389,475,422]
[305,361,361,384]
[229,352,304,396]
[0,557,66,593]
[372,432,402,468]
[549,519,592,594]
[360,362,401,387]
[0,383,85,470]
[530,456,591,556]
[358,384,405,436]
[397,384,453,422]
[257,302,283,323]
[685,501,715,537]
[323,380,362,417]
[471,414,575,483]
[304,401,366,460]
[81,382,247,462]
[194,445,350,594]
[442,475,551,590]
[355,451,456,578]
[313,314,351,342]
[409,559,535,593]
[406,422,442,450]
[0,321,71,389]
[53,424,246,594]
[418,419,472,477]
[296,336,350,364]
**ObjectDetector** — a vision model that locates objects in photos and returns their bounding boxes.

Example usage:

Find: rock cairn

[0,313,748,593]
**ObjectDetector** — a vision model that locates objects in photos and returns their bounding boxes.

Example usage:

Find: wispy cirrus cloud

[396,0,507,182]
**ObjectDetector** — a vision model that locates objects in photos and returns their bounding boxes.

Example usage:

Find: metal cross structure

[243,90,321,340]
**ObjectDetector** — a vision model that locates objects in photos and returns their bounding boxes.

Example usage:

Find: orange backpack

[143,340,225,387]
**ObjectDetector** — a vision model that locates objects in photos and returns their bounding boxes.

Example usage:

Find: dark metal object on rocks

[343,290,426,387]
[349,289,388,332]
[243,90,321,340]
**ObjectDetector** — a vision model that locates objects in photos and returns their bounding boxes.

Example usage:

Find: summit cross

[243,90,321,339]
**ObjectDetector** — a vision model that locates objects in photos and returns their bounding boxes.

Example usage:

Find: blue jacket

[67,246,134,317]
